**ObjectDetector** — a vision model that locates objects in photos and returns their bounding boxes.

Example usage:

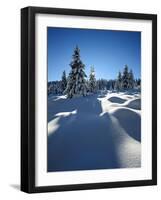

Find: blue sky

[47,27,141,82]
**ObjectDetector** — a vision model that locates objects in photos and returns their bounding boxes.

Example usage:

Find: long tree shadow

[48,95,121,172]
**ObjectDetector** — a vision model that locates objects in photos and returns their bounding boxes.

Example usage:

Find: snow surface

[47,91,141,172]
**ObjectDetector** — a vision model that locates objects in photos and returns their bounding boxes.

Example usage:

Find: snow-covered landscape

[48,90,141,172]
[47,28,141,172]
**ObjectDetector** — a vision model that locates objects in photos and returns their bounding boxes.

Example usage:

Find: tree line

[48,46,141,98]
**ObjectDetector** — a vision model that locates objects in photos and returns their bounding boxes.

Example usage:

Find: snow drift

[47,91,141,172]
[111,108,141,141]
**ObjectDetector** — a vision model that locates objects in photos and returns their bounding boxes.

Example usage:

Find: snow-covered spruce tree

[128,69,135,89]
[86,79,90,93]
[135,78,138,88]
[89,66,97,93]
[61,70,67,93]
[64,46,87,98]
[48,82,53,96]
[110,80,115,91]
[122,65,129,89]
[52,81,62,94]
[97,79,108,90]
[136,78,141,88]
[115,71,122,91]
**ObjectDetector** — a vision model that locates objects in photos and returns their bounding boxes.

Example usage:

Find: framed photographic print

[21,6,157,193]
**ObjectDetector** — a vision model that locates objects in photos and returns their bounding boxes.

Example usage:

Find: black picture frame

[21,6,157,193]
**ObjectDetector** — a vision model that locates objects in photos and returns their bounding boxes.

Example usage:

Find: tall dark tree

[61,70,67,92]
[115,71,122,91]
[122,65,129,89]
[64,46,87,98]
[128,69,135,89]
[136,78,141,87]
[110,80,115,90]
[89,66,97,93]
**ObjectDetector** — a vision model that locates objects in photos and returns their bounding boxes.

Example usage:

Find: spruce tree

[128,69,134,89]
[122,65,129,89]
[137,78,141,87]
[115,71,122,91]
[89,66,97,93]
[64,46,87,98]
[61,70,67,93]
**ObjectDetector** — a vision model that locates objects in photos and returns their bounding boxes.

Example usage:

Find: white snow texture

[48,91,141,172]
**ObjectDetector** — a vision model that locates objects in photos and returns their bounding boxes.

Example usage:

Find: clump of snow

[55,110,77,117]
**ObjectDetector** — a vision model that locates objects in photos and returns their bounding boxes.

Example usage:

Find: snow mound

[98,94,106,98]
[48,91,141,172]
[123,95,133,99]
[125,98,141,110]
[108,96,127,104]
[112,108,141,141]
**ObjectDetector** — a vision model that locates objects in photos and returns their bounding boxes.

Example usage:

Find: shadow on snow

[47,95,121,172]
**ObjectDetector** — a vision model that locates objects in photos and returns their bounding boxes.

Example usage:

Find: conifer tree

[115,71,122,91]
[61,70,67,92]
[122,65,129,89]
[128,69,134,89]
[89,66,97,93]
[137,78,141,87]
[64,46,87,98]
